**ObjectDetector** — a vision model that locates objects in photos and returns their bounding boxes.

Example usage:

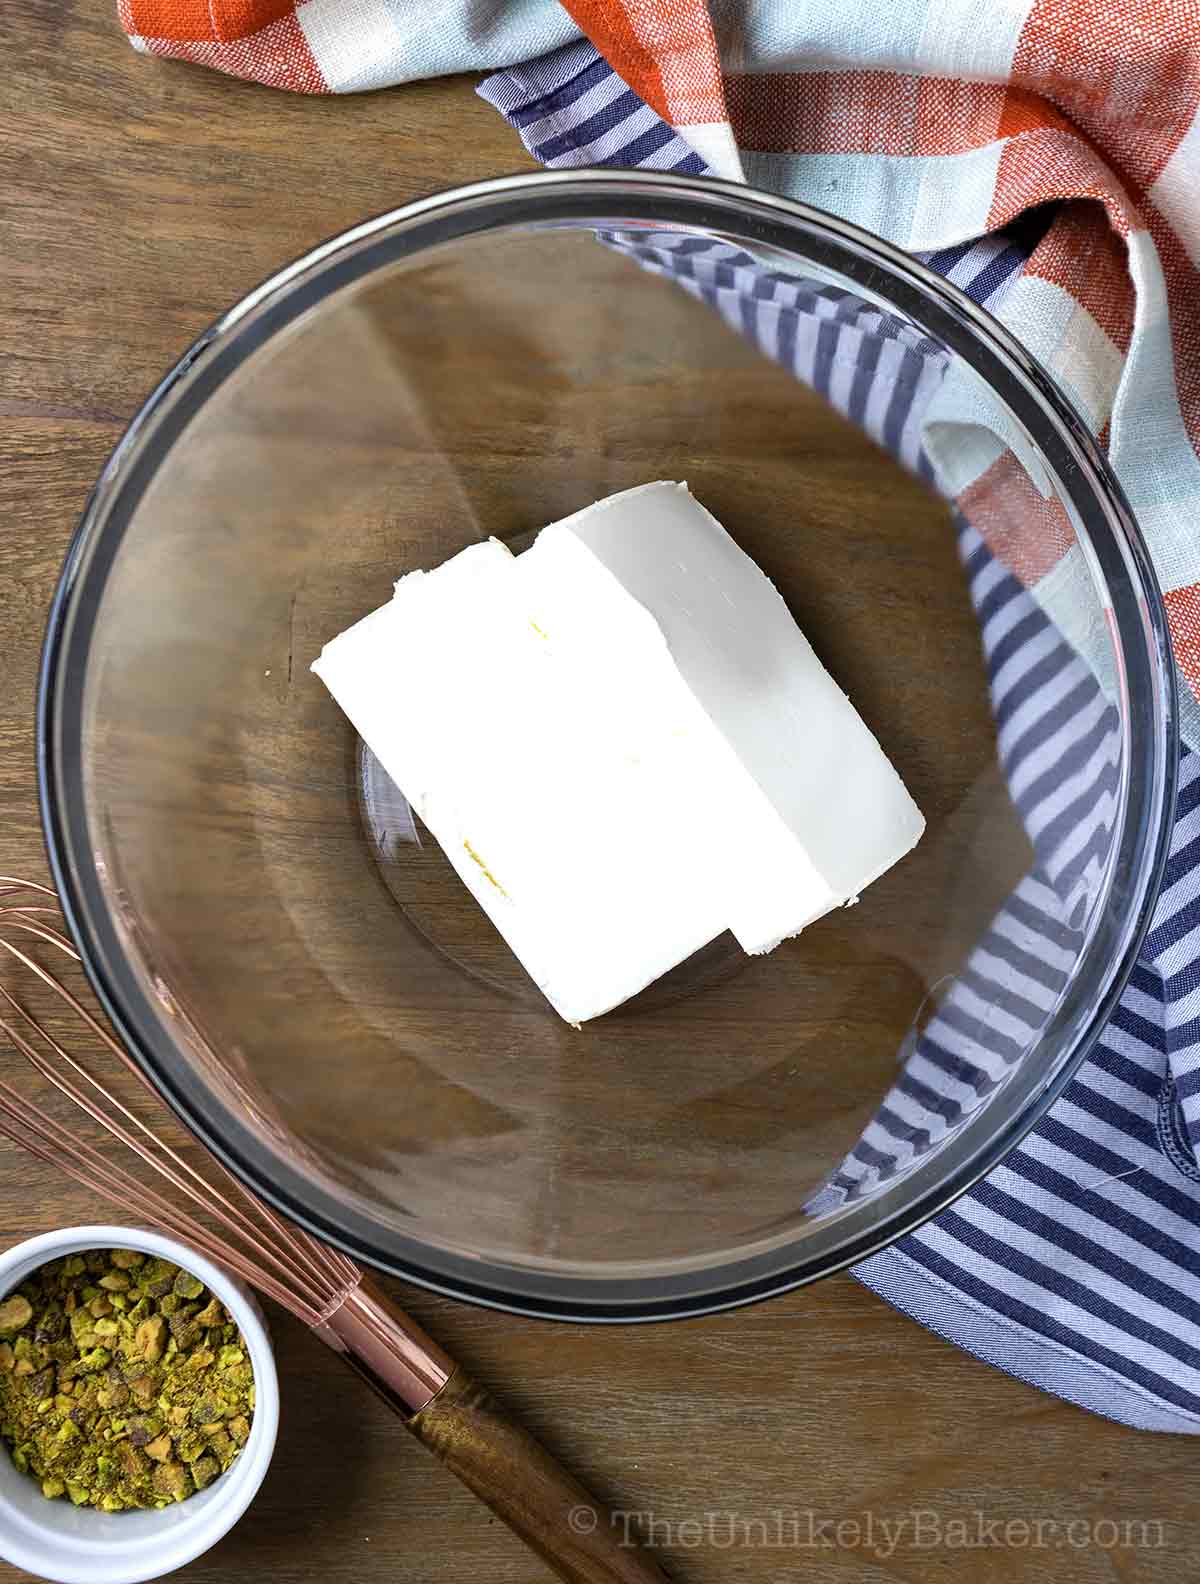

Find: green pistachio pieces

[0,1251,253,1511]
[190,1453,220,1490]
[0,1297,33,1337]
[134,1316,166,1364]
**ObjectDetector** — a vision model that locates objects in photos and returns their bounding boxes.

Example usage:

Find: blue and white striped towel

[481,43,1200,1435]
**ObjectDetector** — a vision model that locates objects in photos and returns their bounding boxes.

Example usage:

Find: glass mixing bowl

[40,172,1175,1320]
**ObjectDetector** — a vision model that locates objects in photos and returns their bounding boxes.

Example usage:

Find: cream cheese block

[313,482,924,1022]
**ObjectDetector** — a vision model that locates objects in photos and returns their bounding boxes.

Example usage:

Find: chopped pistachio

[69,1310,95,1344]
[143,1266,174,1301]
[134,1316,166,1364]
[190,1454,220,1490]
[34,1309,66,1344]
[152,1460,192,1502]
[175,1429,206,1463]
[1,1251,253,1511]
[169,1315,201,1351]
[0,1297,33,1337]
[27,1368,54,1401]
[127,1415,163,1447]
[193,1300,224,1329]
[98,1378,129,1410]
[127,1376,156,1407]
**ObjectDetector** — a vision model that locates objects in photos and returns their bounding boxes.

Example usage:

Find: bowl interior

[46,179,1171,1317]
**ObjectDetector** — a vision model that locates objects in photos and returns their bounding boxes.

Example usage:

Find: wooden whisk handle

[409,1365,669,1584]
[319,1277,669,1584]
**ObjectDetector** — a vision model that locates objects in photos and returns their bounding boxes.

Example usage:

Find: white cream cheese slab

[313,482,924,1022]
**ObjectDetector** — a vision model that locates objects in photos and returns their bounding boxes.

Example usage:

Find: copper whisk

[0,878,666,1584]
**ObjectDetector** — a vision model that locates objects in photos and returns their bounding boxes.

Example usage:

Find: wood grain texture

[409,1366,669,1583]
[1,4,1198,1582]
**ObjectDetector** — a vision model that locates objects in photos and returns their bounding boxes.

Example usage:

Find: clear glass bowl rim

[38,170,1178,1322]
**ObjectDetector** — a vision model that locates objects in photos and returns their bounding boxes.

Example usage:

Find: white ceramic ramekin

[0,1226,279,1584]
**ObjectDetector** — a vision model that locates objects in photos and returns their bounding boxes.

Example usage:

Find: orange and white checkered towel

[120,0,1200,740]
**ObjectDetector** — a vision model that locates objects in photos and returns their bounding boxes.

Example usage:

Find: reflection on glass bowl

[41,173,1174,1320]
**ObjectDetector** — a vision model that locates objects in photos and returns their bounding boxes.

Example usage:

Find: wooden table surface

[2,5,1197,1580]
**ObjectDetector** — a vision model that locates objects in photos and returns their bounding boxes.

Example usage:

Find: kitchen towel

[117,0,1200,1431]
[119,1,1200,749]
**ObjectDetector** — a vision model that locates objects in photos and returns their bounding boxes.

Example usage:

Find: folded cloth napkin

[117,0,1200,1431]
